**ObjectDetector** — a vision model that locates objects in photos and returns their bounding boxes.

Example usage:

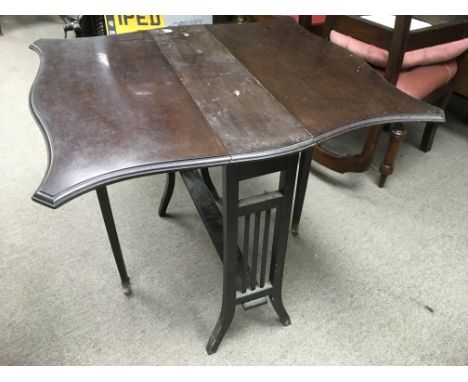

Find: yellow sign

[104,15,165,35]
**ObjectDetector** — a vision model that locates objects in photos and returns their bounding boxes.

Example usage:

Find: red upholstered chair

[304,15,468,187]
[329,28,465,101]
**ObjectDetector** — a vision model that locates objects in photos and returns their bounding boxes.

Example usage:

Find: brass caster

[122,280,132,296]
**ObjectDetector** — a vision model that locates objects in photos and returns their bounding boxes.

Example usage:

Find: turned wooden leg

[420,122,439,153]
[379,123,407,188]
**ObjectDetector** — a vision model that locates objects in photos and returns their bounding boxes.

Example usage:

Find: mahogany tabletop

[29,17,444,208]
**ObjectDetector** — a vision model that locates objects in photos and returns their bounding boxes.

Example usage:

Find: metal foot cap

[122,280,132,296]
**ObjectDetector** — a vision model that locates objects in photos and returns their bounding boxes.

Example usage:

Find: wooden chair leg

[420,122,439,152]
[419,87,452,153]
[379,123,407,188]
[312,125,382,174]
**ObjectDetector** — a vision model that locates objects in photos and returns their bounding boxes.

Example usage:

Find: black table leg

[181,154,299,354]
[269,161,297,325]
[96,186,132,296]
[201,168,221,202]
[159,172,175,217]
[291,149,312,236]
[206,165,238,355]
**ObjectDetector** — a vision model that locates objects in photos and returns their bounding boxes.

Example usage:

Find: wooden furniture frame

[299,15,468,187]
[28,18,441,354]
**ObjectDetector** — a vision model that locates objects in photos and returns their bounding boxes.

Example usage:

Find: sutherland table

[29,17,444,354]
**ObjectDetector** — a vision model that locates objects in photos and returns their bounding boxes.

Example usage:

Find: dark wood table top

[29,17,444,208]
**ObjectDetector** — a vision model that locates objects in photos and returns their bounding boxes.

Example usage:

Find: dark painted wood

[200,168,221,202]
[181,154,299,353]
[291,149,313,235]
[242,214,250,293]
[150,25,311,156]
[158,173,175,217]
[96,186,132,295]
[259,209,271,288]
[208,17,443,143]
[179,169,225,259]
[267,155,298,326]
[30,18,443,209]
[179,169,253,291]
[27,18,452,355]
[30,32,229,208]
[205,164,238,355]
[251,211,261,291]
[238,191,283,216]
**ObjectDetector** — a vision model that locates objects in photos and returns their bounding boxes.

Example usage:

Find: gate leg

[96,186,132,295]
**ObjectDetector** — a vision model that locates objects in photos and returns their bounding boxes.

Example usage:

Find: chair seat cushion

[376,60,458,99]
[330,29,468,69]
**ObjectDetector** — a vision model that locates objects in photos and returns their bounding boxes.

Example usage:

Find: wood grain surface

[208,17,444,143]
[29,18,444,207]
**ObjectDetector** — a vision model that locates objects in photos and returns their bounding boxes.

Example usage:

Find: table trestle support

[179,153,299,354]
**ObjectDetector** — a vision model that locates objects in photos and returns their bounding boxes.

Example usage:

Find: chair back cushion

[330,30,468,69]
[376,60,458,99]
